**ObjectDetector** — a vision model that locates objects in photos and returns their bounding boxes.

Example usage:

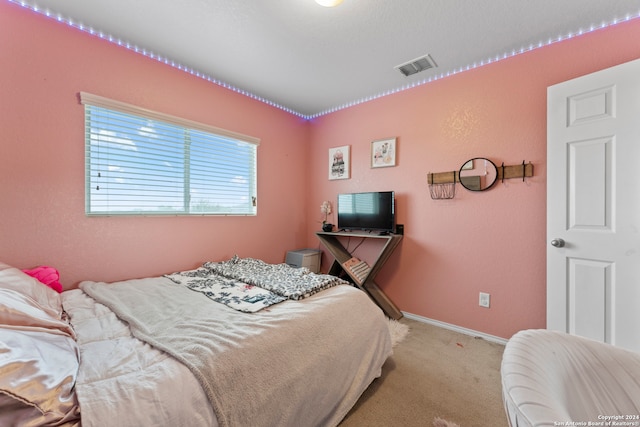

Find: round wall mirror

[459,157,498,191]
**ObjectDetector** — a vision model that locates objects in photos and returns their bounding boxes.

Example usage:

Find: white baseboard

[402,311,508,346]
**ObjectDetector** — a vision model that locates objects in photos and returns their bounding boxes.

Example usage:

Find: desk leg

[363,280,403,320]
[328,260,343,277]
[316,232,403,320]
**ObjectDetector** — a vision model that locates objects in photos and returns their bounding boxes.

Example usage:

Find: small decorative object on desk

[342,257,371,284]
[321,200,333,231]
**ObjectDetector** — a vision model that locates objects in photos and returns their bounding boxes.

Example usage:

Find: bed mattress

[1,259,392,427]
[63,279,392,427]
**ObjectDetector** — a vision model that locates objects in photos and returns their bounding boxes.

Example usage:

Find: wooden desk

[316,231,403,319]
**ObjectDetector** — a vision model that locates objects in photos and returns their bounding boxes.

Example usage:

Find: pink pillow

[22,266,63,293]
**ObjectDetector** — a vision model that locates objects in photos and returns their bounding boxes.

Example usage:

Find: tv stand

[316,231,403,320]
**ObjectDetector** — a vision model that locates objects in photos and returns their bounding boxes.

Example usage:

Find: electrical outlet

[479,292,490,308]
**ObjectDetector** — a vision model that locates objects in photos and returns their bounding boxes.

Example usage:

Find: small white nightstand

[285,249,321,273]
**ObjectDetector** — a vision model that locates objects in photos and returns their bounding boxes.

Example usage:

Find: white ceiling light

[315,0,343,7]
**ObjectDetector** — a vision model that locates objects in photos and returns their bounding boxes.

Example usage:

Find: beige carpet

[340,317,509,427]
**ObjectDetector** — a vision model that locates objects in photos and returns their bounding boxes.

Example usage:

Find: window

[81,93,258,216]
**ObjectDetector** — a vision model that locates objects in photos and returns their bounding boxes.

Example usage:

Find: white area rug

[433,417,460,427]
[388,318,409,347]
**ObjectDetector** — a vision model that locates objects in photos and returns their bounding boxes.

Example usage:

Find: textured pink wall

[2,1,640,340]
[307,19,640,339]
[0,2,310,286]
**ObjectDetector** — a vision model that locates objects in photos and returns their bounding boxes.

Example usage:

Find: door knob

[550,238,565,248]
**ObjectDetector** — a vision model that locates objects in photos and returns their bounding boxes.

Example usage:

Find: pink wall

[2,1,640,340]
[306,19,640,340]
[0,2,311,286]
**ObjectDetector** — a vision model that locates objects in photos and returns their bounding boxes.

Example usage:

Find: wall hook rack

[427,170,459,185]
[497,161,533,182]
[427,160,533,198]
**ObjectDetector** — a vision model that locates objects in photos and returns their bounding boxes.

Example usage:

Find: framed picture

[371,137,397,168]
[328,145,350,180]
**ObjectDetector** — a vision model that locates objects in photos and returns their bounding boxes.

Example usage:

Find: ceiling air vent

[395,54,437,77]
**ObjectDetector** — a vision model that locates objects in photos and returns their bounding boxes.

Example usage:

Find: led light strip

[308,12,640,120]
[11,0,640,120]
[9,0,303,118]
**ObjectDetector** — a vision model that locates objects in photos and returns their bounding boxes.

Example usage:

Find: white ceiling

[18,0,640,118]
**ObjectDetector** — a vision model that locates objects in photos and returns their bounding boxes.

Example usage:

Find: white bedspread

[62,288,216,427]
[64,277,391,427]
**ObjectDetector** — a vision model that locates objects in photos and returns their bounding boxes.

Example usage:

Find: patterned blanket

[164,267,286,313]
[165,256,348,312]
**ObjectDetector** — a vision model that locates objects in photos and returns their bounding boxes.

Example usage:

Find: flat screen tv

[337,191,395,234]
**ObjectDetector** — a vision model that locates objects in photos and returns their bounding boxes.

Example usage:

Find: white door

[547,58,640,352]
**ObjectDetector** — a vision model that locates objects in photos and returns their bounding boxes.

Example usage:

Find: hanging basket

[429,182,456,200]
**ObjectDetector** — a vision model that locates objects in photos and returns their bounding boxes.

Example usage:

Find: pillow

[0,262,63,319]
[0,328,80,426]
[0,289,75,338]
[22,266,63,293]
[0,394,44,427]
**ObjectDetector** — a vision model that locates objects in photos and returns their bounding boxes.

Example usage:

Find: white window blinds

[81,93,258,216]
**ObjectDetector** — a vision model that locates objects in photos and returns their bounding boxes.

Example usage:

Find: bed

[0,257,392,427]
[501,329,640,427]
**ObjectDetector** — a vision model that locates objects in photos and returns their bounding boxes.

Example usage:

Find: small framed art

[328,145,350,180]
[371,137,397,168]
